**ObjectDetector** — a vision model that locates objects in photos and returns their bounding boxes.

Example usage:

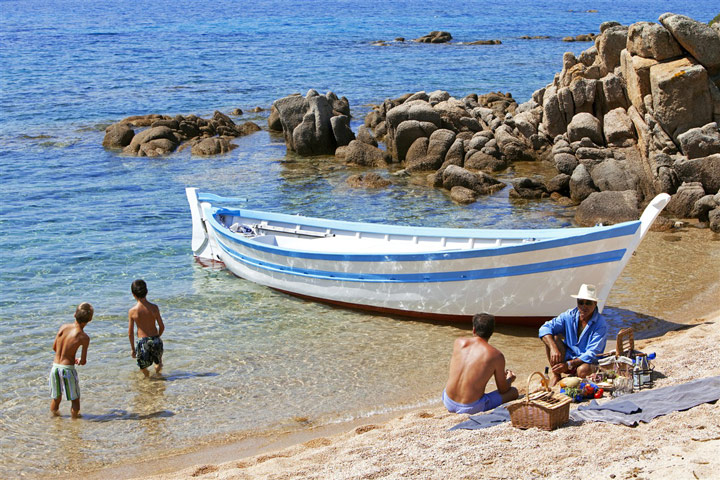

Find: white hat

[571,284,599,302]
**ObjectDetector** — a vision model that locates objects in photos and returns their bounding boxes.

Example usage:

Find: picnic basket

[506,371,572,431]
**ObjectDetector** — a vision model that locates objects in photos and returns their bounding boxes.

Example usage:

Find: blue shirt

[538,308,608,364]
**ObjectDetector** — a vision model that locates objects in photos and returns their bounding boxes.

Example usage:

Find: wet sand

[88,227,720,480]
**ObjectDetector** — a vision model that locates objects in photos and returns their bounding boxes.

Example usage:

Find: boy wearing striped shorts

[50,302,92,418]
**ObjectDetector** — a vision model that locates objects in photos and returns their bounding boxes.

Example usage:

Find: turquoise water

[1,1,718,477]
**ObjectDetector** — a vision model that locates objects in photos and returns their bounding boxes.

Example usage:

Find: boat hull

[186,188,670,327]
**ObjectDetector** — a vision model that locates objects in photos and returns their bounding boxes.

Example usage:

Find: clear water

[1,1,718,477]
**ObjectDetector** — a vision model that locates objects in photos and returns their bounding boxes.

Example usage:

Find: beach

[125,308,720,480]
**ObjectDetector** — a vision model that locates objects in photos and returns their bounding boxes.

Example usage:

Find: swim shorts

[442,389,503,414]
[136,336,163,370]
[49,363,80,401]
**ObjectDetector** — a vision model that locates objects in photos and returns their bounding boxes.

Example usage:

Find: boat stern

[185,187,220,262]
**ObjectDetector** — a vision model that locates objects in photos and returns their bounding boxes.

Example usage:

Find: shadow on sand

[83,409,175,422]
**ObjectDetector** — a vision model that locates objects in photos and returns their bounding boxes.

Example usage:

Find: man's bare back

[445,336,509,404]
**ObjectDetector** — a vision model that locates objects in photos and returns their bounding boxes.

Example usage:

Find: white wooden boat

[186,187,670,327]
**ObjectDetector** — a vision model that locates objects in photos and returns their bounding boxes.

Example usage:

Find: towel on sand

[451,375,720,430]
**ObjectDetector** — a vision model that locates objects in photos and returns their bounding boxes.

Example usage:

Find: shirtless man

[443,313,518,414]
[50,302,93,418]
[128,279,165,377]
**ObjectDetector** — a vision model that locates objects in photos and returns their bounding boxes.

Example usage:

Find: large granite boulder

[590,158,639,191]
[465,151,508,171]
[414,31,452,43]
[595,25,629,76]
[123,126,178,156]
[649,57,713,140]
[103,123,135,149]
[330,115,355,147]
[442,165,505,195]
[666,181,707,218]
[569,164,598,202]
[677,123,720,159]
[191,137,236,156]
[626,21,683,61]
[603,108,636,147]
[385,100,443,160]
[575,190,640,226]
[342,140,389,168]
[659,13,720,75]
[673,154,720,193]
[620,49,658,116]
[567,113,604,145]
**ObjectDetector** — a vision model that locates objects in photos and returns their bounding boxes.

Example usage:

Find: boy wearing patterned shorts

[50,302,92,418]
[128,279,165,377]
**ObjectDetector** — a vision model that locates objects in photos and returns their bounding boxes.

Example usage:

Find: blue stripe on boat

[207,213,639,263]
[215,239,627,283]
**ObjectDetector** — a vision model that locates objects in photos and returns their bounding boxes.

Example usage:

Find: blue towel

[451,376,720,430]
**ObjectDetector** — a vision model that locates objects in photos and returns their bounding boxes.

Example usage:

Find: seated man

[443,313,518,414]
[539,283,608,386]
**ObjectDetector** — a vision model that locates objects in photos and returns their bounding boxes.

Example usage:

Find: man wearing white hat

[538,284,608,386]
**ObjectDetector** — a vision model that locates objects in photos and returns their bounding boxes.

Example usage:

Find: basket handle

[525,371,550,403]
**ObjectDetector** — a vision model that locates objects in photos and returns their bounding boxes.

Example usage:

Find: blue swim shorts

[136,336,163,370]
[442,389,503,414]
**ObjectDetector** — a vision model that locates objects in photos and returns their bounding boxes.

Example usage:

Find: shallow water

[1,1,719,477]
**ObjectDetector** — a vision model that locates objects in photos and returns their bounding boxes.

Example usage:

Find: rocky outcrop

[103,111,261,157]
[273,90,353,156]
[414,31,452,43]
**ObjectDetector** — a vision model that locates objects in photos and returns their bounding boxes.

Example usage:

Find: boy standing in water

[50,302,93,418]
[128,279,165,377]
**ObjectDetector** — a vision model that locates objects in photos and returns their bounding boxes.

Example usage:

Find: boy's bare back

[128,300,163,338]
[53,323,90,366]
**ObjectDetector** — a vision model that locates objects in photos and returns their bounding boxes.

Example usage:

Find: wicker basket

[506,372,572,431]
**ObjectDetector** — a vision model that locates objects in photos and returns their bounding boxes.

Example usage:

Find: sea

[1,1,719,477]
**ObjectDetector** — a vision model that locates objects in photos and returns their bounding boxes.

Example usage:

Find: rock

[597,73,629,117]
[620,49,658,116]
[468,133,492,150]
[603,108,636,147]
[649,57,712,139]
[123,126,178,156]
[292,93,336,155]
[357,125,378,147]
[567,113,604,145]
[268,106,282,131]
[393,120,438,161]
[709,207,720,232]
[677,123,720,159]
[343,140,389,168]
[424,129,456,169]
[466,39,502,45]
[465,151,508,171]
[509,177,548,199]
[103,123,135,149]
[666,181,707,217]
[434,98,473,131]
[659,13,720,75]
[139,138,178,157]
[346,172,391,189]
[673,154,720,193]
[230,108,243,116]
[575,190,640,226]
[569,164,598,202]
[551,192,575,206]
[690,194,719,221]
[590,158,639,191]
[442,139,465,168]
[547,174,571,195]
[237,121,261,136]
[554,152,579,175]
[595,25,629,76]
[442,165,505,195]
[494,124,535,161]
[541,87,567,138]
[626,21,683,61]
[570,78,597,114]
[450,186,477,204]
[513,109,541,139]
[191,137,235,156]
[428,90,451,104]
[118,114,168,127]
[414,31,452,43]
[404,137,430,171]
[330,115,355,147]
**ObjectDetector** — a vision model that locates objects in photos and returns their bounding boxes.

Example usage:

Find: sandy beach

[122,303,720,480]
